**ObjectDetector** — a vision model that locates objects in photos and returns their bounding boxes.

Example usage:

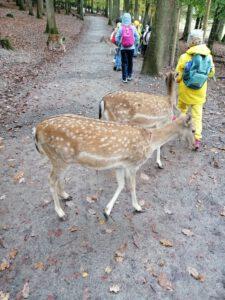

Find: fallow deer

[33,114,194,220]
[99,72,178,168]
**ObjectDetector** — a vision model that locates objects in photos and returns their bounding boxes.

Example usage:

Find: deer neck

[150,122,180,150]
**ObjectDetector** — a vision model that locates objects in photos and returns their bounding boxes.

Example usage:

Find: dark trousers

[121,49,134,80]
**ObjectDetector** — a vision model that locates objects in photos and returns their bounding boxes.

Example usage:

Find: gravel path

[1,16,225,300]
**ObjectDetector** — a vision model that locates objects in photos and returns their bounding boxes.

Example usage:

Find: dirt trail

[1,16,225,300]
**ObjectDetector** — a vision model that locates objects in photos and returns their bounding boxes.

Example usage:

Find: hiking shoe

[127,76,132,81]
[122,79,128,83]
[194,139,201,151]
[113,66,117,71]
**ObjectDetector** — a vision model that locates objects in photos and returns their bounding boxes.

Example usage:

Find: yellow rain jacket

[176,44,215,105]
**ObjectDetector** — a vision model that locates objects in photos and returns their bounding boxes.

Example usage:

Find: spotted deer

[99,72,178,168]
[33,114,194,220]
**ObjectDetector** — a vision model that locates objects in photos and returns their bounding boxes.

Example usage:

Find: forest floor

[1,7,225,300]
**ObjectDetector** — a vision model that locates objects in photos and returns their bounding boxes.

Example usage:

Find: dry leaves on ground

[0,260,10,271]
[8,248,18,259]
[82,271,89,278]
[34,261,45,270]
[187,267,205,282]
[13,171,24,183]
[181,229,194,236]
[157,273,173,291]
[0,291,10,300]
[114,243,127,263]
[109,284,120,293]
[105,266,112,274]
[160,239,173,247]
[140,173,150,181]
[86,195,98,203]
[68,226,79,232]
[220,207,225,216]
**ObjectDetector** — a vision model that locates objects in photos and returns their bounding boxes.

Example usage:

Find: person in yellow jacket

[176,29,215,150]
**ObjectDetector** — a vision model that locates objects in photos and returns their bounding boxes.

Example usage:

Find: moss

[0,38,14,50]
[6,13,14,18]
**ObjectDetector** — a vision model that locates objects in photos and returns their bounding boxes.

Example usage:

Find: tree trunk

[182,5,193,41]
[195,16,200,29]
[79,0,84,19]
[108,0,112,25]
[37,0,43,18]
[215,20,225,42]
[134,0,138,20]
[169,3,180,67]
[113,0,120,20]
[105,0,108,17]
[142,0,150,27]
[28,0,34,15]
[123,0,129,13]
[208,4,223,49]
[141,0,175,75]
[203,0,211,40]
[18,0,25,10]
[222,34,225,43]
[91,0,94,13]
[45,0,59,34]
[199,16,203,28]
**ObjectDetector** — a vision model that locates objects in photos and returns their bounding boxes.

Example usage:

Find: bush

[6,13,14,18]
[0,38,14,50]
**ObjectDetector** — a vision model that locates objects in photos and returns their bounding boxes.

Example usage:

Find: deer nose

[192,129,196,133]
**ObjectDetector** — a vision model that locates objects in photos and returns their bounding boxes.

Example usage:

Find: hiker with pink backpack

[115,13,139,83]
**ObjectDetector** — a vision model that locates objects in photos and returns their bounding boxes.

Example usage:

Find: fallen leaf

[0,291,10,300]
[187,267,205,282]
[157,273,173,291]
[9,249,18,259]
[181,229,194,236]
[82,271,89,278]
[86,195,98,203]
[0,260,10,271]
[140,173,150,181]
[105,228,113,234]
[69,226,79,232]
[220,207,225,216]
[164,207,173,215]
[14,171,24,182]
[34,261,45,270]
[105,266,112,274]
[114,243,127,263]
[22,281,29,299]
[88,208,96,215]
[98,219,106,225]
[109,284,120,293]
[160,239,173,247]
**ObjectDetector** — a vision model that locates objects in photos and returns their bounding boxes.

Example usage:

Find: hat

[134,20,139,27]
[122,13,132,26]
[187,29,204,47]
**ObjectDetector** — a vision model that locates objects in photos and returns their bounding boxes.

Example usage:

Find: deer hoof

[59,213,68,221]
[103,210,109,221]
[62,195,73,201]
[156,162,164,169]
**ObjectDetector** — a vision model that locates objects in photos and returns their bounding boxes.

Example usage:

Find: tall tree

[91,0,94,13]
[202,0,212,40]
[142,0,151,27]
[108,0,113,24]
[28,0,34,15]
[208,3,224,49]
[134,0,139,20]
[141,0,176,75]
[169,2,180,67]
[112,0,120,19]
[45,0,59,34]
[37,0,43,18]
[215,19,225,41]
[182,5,193,41]
[124,0,130,12]
[105,0,109,17]
[18,0,25,10]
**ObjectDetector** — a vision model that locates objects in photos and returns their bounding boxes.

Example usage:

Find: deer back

[35,114,153,170]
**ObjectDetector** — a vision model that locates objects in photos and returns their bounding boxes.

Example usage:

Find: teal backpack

[183,54,211,90]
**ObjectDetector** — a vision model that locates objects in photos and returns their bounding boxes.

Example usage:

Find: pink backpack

[121,25,134,48]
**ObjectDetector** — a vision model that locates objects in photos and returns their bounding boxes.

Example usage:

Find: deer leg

[56,169,72,201]
[127,169,142,212]
[104,169,125,218]
[49,166,66,219]
[156,146,163,169]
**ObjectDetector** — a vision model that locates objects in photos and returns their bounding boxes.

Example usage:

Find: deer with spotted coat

[99,72,178,169]
[33,113,194,220]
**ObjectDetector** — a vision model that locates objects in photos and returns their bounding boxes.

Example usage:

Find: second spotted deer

[99,72,178,168]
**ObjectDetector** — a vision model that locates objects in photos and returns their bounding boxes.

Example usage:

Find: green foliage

[0,38,14,50]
